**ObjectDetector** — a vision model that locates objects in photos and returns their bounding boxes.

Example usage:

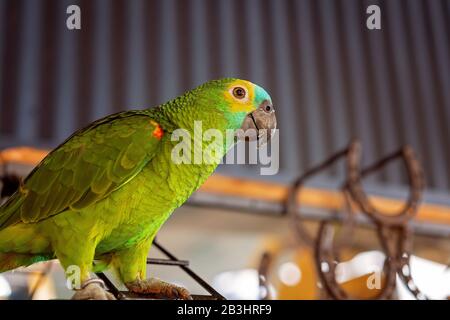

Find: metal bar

[94,241,223,300]
[290,147,350,188]
[95,272,127,300]
[146,257,189,267]
[153,240,226,300]
[360,149,403,177]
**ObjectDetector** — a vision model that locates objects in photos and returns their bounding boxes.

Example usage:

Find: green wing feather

[0,111,162,229]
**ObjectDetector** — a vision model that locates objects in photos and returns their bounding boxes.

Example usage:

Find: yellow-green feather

[0,78,267,283]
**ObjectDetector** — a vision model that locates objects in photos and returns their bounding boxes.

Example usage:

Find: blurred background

[0,0,449,300]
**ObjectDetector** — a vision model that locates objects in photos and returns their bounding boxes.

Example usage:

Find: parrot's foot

[125,278,192,300]
[71,279,116,300]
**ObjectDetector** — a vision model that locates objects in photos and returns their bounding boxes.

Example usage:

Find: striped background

[0,0,449,201]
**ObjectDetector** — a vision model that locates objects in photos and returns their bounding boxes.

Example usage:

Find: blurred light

[0,275,11,299]
[416,292,426,300]
[402,264,410,277]
[213,269,276,300]
[407,280,417,291]
[323,250,449,299]
[335,250,384,283]
[278,262,302,286]
[321,262,330,273]
[259,286,268,298]
[396,255,450,300]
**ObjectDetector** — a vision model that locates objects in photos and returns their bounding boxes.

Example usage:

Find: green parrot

[0,78,276,300]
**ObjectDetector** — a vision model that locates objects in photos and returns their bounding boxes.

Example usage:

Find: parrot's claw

[125,277,192,300]
[71,281,116,300]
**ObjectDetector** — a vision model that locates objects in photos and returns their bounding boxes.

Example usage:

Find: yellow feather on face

[223,79,258,113]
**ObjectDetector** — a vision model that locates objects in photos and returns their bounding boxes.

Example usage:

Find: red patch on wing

[152,124,164,139]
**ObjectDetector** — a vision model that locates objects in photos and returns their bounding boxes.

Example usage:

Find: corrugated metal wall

[0,0,449,197]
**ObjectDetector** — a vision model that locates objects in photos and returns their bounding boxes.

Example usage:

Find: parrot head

[196,78,277,146]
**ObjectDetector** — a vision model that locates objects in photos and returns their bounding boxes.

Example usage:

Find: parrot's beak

[237,100,277,147]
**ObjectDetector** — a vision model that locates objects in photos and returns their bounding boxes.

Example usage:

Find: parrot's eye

[232,87,246,99]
